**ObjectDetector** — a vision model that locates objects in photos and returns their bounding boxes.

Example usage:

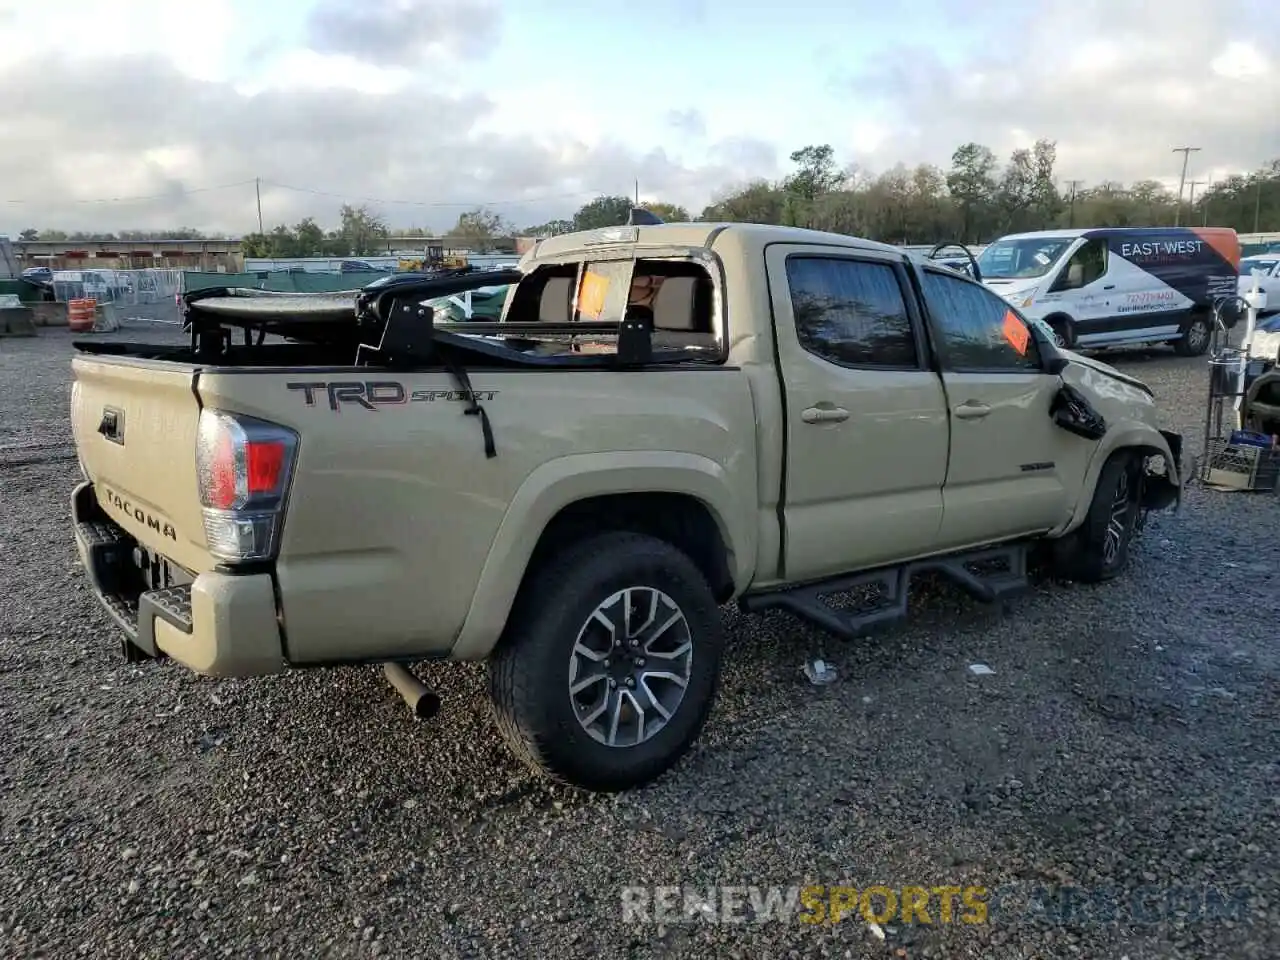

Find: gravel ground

[1,324,1277,959]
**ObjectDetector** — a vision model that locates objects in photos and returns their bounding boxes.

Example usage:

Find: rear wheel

[1047,453,1141,583]
[489,531,725,792]
[1174,313,1212,357]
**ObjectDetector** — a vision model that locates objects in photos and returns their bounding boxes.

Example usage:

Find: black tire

[1174,313,1212,357]
[488,531,726,792]
[1047,453,1141,583]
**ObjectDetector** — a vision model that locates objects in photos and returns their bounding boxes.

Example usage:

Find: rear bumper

[71,481,286,677]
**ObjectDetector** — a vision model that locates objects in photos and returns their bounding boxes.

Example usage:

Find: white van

[976,227,1241,356]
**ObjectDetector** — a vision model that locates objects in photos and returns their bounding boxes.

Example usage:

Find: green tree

[1028,139,1062,227]
[337,203,388,256]
[994,147,1034,233]
[784,144,843,201]
[641,201,690,222]
[294,217,325,256]
[446,208,514,252]
[523,218,574,236]
[782,144,844,229]
[571,195,634,230]
[946,142,998,243]
[700,179,785,224]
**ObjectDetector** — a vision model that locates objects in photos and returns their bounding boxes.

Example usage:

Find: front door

[916,265,1083,549]
[1046,236,1117,335]
[766,245,950,582]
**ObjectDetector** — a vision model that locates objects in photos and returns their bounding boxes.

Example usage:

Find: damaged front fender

[1139,428,1183,514]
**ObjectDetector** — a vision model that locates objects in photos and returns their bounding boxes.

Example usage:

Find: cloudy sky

[0,0,1275,237]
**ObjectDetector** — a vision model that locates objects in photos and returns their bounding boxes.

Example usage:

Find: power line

[1,179,256,205]
[2,178,613,209]
[259,179,612,208]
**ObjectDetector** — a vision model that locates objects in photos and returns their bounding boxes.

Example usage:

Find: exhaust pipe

[382,663,442,719]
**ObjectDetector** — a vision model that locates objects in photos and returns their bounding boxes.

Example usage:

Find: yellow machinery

[398,242,468,272]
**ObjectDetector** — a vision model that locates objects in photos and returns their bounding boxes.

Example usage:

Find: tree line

[16,142,1280,256]
[683,142,1280,245]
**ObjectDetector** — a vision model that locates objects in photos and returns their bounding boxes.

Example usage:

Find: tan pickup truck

[69,220,1183,792]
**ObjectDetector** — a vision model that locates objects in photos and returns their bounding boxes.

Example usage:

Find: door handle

[98,407,124,444]
[801,405,850,424]
[954,401,991,420]
[1103,284,1116,290]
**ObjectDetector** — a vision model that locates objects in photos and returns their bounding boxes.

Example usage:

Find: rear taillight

[195,409,299,563]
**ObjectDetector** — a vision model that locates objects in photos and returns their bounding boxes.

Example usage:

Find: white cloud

[235,50,414,96]
[0,0,239,81]
[1211,41,1271,81]
[837,0,1278,187]
[1,0,1277,238]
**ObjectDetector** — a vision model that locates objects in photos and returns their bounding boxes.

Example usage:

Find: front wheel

[1174,314,1212,357]
[1046,453,1141,583]
[488,531,726,792]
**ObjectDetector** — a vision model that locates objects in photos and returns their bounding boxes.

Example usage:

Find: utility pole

[634,179,640,205]
[255,177,264,236]
[1171,146,1200,226]
[1187,181,1207,227]
[1065,180,1084,228]
[1187,179,1205,209]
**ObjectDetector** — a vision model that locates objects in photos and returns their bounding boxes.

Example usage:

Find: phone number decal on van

[1114,290,1182,315]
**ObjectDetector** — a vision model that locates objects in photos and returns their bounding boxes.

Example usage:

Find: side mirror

[1215,297,1243,330]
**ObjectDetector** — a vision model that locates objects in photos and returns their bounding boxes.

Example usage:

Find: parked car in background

[1238,254,1278,315]
[21,265,53,288]
[424,283,511,322]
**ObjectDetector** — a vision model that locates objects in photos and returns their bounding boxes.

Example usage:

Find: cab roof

[521,221,912,267]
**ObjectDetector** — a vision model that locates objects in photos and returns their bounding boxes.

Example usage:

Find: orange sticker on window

[577,270,610,320]
[1002,310,1030,356]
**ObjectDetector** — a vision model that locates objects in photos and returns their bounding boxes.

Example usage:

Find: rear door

[71,356,211,573]
[766,244,949,582]
[915,266,1080,548]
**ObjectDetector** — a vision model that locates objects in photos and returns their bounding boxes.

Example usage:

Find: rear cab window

[499,251,723,360]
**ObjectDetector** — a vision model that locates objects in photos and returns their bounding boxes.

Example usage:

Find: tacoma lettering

[102,488,178,541]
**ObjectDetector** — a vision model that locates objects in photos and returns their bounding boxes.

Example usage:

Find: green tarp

[182,271,388,294]
[1242,241,1280,257]
[0,279,45,302]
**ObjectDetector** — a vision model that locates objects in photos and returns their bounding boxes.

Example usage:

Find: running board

[739,543,1030,642]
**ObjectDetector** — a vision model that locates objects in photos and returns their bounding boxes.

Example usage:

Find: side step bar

[739,543,1030,642]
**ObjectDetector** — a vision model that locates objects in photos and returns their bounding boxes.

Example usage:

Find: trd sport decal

[287,381,498,411]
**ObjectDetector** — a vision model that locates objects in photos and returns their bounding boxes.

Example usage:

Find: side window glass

[785,257,918,368]
[921,270,1042,371]
[1057,239,1107,290]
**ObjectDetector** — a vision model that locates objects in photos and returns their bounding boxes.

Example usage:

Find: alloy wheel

[567,587,694,747]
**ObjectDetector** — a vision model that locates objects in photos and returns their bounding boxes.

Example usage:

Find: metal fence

[50,268,184,305]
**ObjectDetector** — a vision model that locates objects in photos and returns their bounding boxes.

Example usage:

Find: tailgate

[71,356,211,573]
